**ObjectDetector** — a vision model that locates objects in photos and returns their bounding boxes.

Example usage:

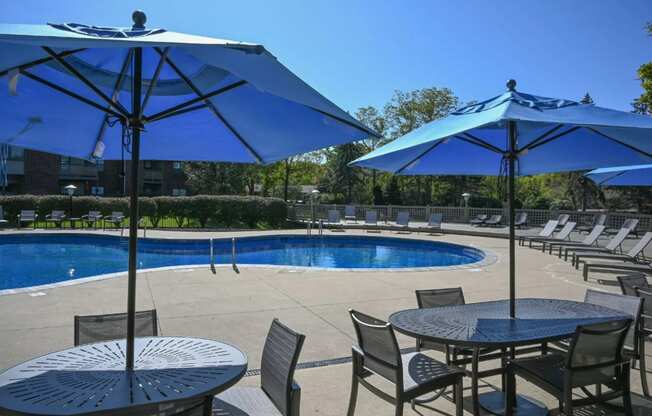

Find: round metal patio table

[0,337,247,416]
[389,298,630,416]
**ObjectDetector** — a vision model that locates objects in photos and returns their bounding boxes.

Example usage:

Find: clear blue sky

[2,1,650,113]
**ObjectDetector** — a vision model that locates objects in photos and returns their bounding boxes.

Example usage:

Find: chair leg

[640,335,650,397]
[563,386,573,416]
[346,375,359,416]
[394,403,403,416]
[202,395,214,416]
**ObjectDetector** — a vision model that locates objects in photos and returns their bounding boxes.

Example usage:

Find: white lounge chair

[327,209,344,232]
[344,205,357,223]
[364,211,380,233]
[82,211,103,229]
[425,213,443,235]
[394,211,410,234]
[17,210,38,229]
[518,220,559,247]
[45,210,66,228]
[103,211,125,230]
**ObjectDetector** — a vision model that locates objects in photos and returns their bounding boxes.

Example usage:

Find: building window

[144,160,153,169]
[172,188,187,197]
[91,186,104,196]
[173,161,183,170]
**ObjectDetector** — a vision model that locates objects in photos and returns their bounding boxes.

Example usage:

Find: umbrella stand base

[479,391,548,416]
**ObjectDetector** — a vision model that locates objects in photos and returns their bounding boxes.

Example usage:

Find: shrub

[0,195,40,223]
[154,196,190,227]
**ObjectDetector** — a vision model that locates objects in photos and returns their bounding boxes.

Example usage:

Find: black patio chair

[347,309,464,416]
[514,212,528,228]
[506,319,634,416]
[618,274,651,297]
[74,309,158,346]
[482,214,502,227]
[213,319,305,416]
[470,214,488,226]
[635,287,652,397]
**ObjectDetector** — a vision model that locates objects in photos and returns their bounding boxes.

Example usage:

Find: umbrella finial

[132,10,147,30]
[506,79,517,91]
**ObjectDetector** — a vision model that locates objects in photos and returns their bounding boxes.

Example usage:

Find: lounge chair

[577,212,607,234]
[327,209,344,232]
[82,210,103,229]
[543,224,605,256]
[470,214,488,226]
[506,319,634,416]
[344,205,357,223]
[17,210,38,229]
[74,309,158,346]
[555,213,570,230]
[103,211,125,230]
[526,221,576,249]
[482,214,502,227]
[607,218,640,238]
[617,273,650,296]
[45,210,66,228]
[425,212,443,234]
[214,319,305,416]
[0,206,8,229]
[565,227,630,264]
[347,309,465,416]
[514,212,527,228]
[364,210,380,233]
[394,211,410,233]
[518,220,559,247]
[581,232,652,280]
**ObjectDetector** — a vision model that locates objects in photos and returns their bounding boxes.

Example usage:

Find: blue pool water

[0,234,485,291]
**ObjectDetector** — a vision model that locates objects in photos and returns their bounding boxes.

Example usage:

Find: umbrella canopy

[585,164,652,186]
[0,11,377,369]
[352,80,652,318]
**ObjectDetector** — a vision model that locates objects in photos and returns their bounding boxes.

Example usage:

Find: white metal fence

[288,203,652,232]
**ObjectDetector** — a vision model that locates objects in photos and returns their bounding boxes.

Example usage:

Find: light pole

[65,184,77,219]
[462,192,471,221]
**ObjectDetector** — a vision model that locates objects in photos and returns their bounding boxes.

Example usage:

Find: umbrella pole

[126,47,143,370]
[507,120,517,318]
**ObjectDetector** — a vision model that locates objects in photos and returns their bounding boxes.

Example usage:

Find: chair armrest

[81,214,89,219]
[289,381,301,416]
[45,214,52,219]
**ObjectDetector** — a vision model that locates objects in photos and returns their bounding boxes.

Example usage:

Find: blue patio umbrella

[0,11,377,368]
[352,80,652,319]
[585,164,652,186]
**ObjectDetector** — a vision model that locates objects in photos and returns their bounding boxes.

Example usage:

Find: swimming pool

[0,234,487,292]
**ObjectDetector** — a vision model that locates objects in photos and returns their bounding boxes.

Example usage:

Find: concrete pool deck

[0,227,650,415]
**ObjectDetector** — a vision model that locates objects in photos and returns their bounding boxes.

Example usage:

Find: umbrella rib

[396,139,445,174]
[150,103,208,122]
[20,70,125,119]
[520,126,581,152]
[94,50,134,155]
[152,47,263,163]
[517,124,566,153]
[308,107,381,138]
[458,133,504,154]
[42,46,130,117]
[143,80,247,123]
[585,127,652,160]
[0,48,86,77]
[141,47,170,116]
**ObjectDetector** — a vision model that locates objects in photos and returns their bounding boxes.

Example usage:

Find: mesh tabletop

[389,298,630,348]
[0,337,247,416]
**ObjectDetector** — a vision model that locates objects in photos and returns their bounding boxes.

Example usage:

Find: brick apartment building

[2,146,189,196]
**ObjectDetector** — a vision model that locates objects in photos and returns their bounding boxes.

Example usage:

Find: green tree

[321,143,367,203]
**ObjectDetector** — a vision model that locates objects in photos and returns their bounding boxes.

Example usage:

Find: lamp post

[310,189,320,226]
[65,184,77,219]
[462,192,471,221]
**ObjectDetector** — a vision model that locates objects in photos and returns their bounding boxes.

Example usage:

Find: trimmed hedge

[0,195,287,228]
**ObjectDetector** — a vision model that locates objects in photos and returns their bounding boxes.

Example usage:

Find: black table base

[479,391,548,416]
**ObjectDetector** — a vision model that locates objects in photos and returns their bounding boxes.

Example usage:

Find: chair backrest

[565,320,631,380]
[345,205,356,217]
[488,215,502,222]
[594,213,608,226]
[636,288,652,333]
[515,212,527,224]
[538,220,559,237]
[327,209,340,224]
[582,225,606,245]
[626,232,652,258]
[51,210,65,219]
[428,213,443,226]
[475,214,488,221]
[349,309,401,384]
[622,218,639,232]
[365,211,377,224]
[416,287,465,309]
[554,221,576,240]
[606,228,631,251]
[111,211,124,219]
[557,213,570,226]
[88,210,101,218]
[396,211,409,226]
[74,310,158,346]
[260,319,305,416]
[618,274,649,297]
[584,289,641,350]
[20,210,36,219]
